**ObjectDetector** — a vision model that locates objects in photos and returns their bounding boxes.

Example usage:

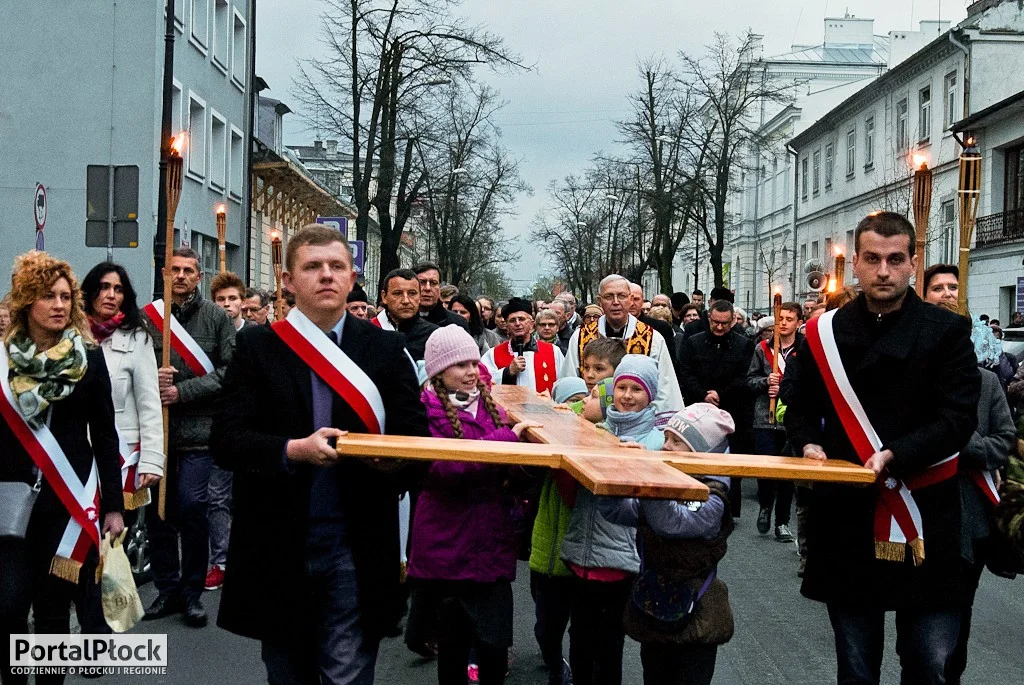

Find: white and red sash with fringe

[143,300,215,377]
[805,309,958,565]
[117,433,149,510]
[371,310,395,331]
[970,469,1000,506]
[272,308,385,434]
[0,344,101,583]
[491,340,558,394]
[759,339,788,375]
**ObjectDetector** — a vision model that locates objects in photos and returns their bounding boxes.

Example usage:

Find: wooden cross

[333,385,875,501]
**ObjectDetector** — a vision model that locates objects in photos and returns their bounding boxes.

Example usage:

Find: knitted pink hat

[424,325,481,379]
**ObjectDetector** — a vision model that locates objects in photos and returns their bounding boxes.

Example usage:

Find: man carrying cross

[561,275,682,412]
[781,212,980,685]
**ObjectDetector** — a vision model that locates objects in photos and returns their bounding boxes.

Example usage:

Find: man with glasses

[241,288,271,326]
[677,299,755,516]
[483,297,563,394]
[412,262,468,330]
[561,274,682,411]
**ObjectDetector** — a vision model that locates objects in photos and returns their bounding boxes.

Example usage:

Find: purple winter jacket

[406,388,521,583]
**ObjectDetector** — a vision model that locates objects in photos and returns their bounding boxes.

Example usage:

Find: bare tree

[293,0,527,293]
[531,174,604,302]
[415,83,528,288]
[682,31,794,288]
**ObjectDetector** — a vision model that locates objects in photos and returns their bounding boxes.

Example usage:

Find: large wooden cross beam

[333,386,875,500]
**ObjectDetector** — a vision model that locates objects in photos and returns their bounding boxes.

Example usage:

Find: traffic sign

[34,183,46,250]
[316,217,363,274]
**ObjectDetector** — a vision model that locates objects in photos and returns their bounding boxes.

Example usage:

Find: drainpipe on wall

[948,30,970,119]
[787,143,800,299]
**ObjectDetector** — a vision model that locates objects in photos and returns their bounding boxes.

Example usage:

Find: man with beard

[781,212,980,685]
[373,268,438,361]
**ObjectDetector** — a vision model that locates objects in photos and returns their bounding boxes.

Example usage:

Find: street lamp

[911,154,933,296]
[216,204,227,274]
[957,137,982,315]
[452,167,468,175]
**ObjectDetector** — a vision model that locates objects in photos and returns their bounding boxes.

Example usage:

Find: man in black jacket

[629,282,675,357]
[211,225,428,685]
[375,268,438,361]
[413,262,468,329]
[780,212,980,685]
[676,299,755,516]
[681,286,733,340]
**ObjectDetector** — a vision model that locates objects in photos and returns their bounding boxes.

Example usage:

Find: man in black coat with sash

[211,225,428,685]
[781,212,980,685]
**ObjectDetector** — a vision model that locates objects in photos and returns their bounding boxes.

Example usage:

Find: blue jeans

[207,464,233,567]
[147,449,212,600]
[260,537,378,685]
[827,604,960,685]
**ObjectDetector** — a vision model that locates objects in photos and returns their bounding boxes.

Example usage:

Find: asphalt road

[67,481,1024,685]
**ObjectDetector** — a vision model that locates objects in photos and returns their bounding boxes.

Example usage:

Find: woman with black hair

[81,262,164,500]
[449,294,501,354]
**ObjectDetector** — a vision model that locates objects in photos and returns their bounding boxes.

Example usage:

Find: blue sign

[316,217,363,274]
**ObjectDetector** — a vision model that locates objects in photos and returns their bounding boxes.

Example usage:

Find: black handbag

[0,469,43,539]
[629,566,716,631]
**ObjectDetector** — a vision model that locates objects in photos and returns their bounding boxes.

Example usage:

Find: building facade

[0,0,254,297]
[787,0,1024,314]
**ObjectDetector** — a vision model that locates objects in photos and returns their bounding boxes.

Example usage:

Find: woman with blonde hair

[0,252,123,685]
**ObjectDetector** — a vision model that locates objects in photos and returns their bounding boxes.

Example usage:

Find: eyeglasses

[417,279,440,288]
[600,293,629,303]
[240,306,266,314]
[709,319,733,329]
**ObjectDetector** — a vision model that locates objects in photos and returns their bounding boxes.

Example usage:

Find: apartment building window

[800,244,807,268]
[944,71,958,128]
[824,143,834,190]
[865,115,875,168]
[190,0,209,53]
[801,157,809,200]
[896,98,909,150]
[940,199,955,263]
[229,125,245,200]
[231,10,247,89]
[812,149,821,195]
[825,237,833,261]
[187,93,207,181]
[210,111,227,191]
[918,86,931,143]
[212,0,229,72]
[811,240,819,259]
[171,79,183,134]
[845,230,854,260]
[1006,144,1024,213]
[846,129,856,177]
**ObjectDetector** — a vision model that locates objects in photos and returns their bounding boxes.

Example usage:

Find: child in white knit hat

[598,403,737,685]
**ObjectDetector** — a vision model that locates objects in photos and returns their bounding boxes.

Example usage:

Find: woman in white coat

[82,263,164,503]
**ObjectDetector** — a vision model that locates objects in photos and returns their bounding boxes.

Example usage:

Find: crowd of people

[0,211,1021,685]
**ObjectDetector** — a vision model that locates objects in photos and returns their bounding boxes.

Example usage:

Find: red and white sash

[117,433,149,510]
[272,308,386,434]
[372,310,395,331]
[142,300,215,377]
[970,470,1000,506]
[0,345,101,583]
[492,340,558,394]
[805,309,958,565]
[759,339,787,374]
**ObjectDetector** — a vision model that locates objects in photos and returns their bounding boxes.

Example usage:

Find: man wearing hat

[346,287,370,320]
[482,297,564,395]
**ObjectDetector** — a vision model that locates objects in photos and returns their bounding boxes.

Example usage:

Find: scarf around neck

[7,327,89,429]
[89,311,125,343]
[605,403,657,441]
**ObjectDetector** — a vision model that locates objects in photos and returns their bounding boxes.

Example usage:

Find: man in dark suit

[413,261,468,329]
[676,299,755,516]
[781,212,980,685]
[211,225,428,685]
[376,268,438,361]
[628,283,675,352]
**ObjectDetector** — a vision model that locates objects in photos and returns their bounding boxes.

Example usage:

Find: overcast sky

[256,0,968,289]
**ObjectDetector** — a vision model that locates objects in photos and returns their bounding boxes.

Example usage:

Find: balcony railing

[975,208,1024,248]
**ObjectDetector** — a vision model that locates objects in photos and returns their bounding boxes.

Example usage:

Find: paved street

[68,482,1024,685]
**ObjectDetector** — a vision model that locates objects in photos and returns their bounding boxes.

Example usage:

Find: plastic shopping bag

[100,532,144,632]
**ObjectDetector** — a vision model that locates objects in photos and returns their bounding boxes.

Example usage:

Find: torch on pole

[957,138,982,317]
[216,204,227,274]
[272,229,284,321]
[768,290,782,425]
[158,133,184,521]
[912,155,933,297]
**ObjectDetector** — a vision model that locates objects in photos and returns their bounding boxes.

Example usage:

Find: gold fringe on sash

[49,556,83,584]
[399,561,407,584]
[124,488,151,510]
[908,538,925,566]
[874,540,906,563]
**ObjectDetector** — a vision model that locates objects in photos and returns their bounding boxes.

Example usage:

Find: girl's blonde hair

[430,376,505,439]
[5,251,93,344]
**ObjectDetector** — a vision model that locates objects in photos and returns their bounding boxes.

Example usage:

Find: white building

[0,0,254,296]
[787,0,1024,313]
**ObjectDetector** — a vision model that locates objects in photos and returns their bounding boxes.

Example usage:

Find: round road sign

[34,183,47,231]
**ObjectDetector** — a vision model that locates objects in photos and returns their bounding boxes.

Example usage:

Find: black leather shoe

[143,594,184,620]
[183,597,208,627]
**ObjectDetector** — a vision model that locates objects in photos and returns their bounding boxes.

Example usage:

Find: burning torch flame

[834,246,844,257]
[216,204,227,216]
[912,154,928,170]
[270,229,281,242]
[827,277,838,293]
[170,133,186,156]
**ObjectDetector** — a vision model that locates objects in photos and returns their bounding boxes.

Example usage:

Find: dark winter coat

[392,313,439,361]
[780,291,980,609]
[210,316,428,644]
[676,329,755,450]
[421,301,469,330]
